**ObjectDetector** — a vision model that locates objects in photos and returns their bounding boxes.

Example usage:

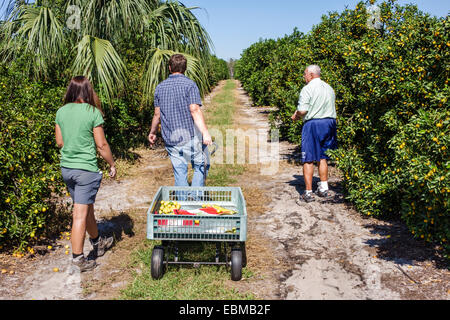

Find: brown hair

[169,54,187,74]
[64,76,103,114]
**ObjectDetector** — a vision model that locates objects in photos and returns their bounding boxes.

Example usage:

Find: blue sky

[181,0,450,61]
[1,1,447,61]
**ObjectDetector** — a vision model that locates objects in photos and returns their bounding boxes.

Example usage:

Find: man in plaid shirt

[148,54,212,187]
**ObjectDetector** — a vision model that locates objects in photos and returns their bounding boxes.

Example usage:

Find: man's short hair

[169,54,187,74]
[306,65,321,76]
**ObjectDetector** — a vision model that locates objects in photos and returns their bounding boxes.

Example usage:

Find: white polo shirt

[297,78,336,121]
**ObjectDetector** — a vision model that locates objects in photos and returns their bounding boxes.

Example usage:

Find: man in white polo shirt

[291,65,338,203]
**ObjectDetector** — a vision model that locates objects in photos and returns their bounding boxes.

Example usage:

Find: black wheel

[151,246,165,280]
[230,249,243,281]
[241,243,247,268]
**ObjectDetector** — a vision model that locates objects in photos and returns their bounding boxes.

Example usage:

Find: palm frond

[0,0,32,20]
[69,0,151,40]
[73,34,127,102]
[144,2,213,56]
[142,48,209,104]
[0,4,66,78]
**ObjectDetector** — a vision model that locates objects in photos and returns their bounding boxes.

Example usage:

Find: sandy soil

[1,80,448,300]
[229,81,449,300]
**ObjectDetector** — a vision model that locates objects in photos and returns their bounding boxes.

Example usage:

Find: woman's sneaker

[72,255,96,272]
[90,236,114,257]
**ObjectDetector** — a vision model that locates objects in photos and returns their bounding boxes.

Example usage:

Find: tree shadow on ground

[363,221,449,270]
[284,160,448,269]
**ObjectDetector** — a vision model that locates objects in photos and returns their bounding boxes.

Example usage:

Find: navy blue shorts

[301,118,338,163]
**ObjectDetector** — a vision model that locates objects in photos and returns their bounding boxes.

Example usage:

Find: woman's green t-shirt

[55,103,104,172]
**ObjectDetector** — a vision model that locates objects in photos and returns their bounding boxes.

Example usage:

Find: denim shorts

[301,118,338,163]
[61,167,103,205]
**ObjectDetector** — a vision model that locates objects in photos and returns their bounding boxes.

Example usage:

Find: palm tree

[0,0,213,103]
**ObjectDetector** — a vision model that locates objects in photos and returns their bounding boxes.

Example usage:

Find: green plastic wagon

[146,186,248,281]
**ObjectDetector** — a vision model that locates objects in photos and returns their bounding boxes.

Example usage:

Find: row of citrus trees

[235,1,449,259]
[0,0,229,254]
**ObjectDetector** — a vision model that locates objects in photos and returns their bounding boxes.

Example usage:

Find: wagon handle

[203,142,218,185]
[209,141,219,156]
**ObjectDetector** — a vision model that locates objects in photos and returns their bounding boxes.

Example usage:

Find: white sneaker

[316,189,330,198]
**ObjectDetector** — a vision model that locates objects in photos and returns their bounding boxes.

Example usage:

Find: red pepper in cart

[199,207,219,215]
[173,209,197,216]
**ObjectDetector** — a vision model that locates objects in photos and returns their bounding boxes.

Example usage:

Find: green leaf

[72,35,127,102]
[142,48,207,104]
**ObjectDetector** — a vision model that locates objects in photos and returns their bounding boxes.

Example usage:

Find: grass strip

[119,80,254,300]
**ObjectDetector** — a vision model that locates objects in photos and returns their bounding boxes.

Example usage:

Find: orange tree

[0,61,67,253]
[235,0,449,259]
[207,55,230,87]
[235,38,278,106]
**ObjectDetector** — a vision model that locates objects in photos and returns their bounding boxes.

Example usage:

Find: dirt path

[1,80,448,300]
[230,81,449,300]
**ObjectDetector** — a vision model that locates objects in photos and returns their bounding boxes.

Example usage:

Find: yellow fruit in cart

[211,204,236,215]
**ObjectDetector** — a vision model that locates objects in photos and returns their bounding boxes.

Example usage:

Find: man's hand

[203,131,213,146]
[292,110,306,122]
[148,133,157,146]
[149,107,161,146]
[190,104,212,146]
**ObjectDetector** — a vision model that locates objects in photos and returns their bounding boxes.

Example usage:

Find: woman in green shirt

[55,76,116,272]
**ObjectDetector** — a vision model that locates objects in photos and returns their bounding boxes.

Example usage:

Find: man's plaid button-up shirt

[154,74,203,146]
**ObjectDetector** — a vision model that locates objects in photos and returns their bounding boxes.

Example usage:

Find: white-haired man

[291,65,338,203]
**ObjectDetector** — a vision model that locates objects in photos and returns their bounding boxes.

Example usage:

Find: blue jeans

[165,137,210,188]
